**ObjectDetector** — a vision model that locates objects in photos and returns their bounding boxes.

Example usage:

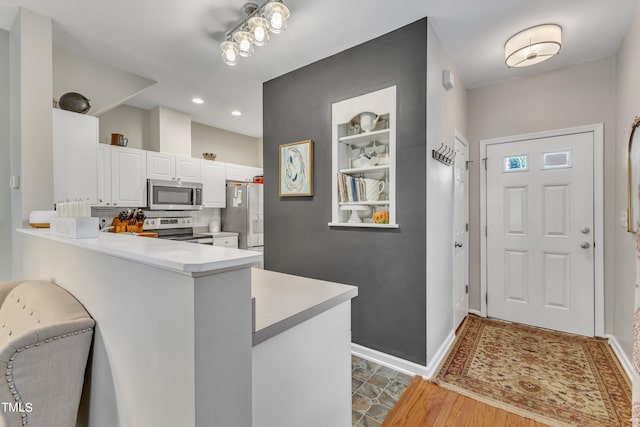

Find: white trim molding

[352,330,455,380]
[606,334,632,381]
[479,124,605,337]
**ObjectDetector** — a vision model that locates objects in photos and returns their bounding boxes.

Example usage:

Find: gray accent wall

[263,19,428,364]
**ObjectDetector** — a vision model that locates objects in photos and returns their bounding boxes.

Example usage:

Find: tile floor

[351,355,413,427]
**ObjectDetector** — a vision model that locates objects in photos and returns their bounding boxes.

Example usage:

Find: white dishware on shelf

[366,171,386,180]
[352,155,379,168]
[364,179,385,201]
[372,141,386,155]
[359,112,379,132]
[340,205,368,223]
[357,205,372,219]
[350,139,372,148]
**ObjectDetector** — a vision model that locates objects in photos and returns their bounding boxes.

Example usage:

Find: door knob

[580,226,591,234]
[580,242,591,249]
[455,242,463,248]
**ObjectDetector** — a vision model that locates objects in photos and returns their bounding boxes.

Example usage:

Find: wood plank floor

[382,376,548,427]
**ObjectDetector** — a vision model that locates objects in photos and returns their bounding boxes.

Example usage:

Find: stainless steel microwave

[147,179,203,210]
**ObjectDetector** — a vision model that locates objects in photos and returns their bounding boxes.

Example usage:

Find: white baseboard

[351,331,456,380]
[606,334,632,380]
[468,309,484,317]
[351,343,430,378]
[425,330,456,378]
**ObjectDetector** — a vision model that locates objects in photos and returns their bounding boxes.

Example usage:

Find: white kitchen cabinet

[201,160,226,208]
[212,235,238,248]
[147,152,201,182]
[52,108,98,204]
[111,146,147,207]
[146,152,175,181]
[248,166,263,179]
[96,144,112,206]
[176,156,201,182]
[225,163,263,182]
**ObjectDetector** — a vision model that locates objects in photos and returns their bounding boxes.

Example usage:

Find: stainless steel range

[143,217,212,244]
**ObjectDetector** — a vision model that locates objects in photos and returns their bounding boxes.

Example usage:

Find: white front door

[486,132,594,336]
[453,135,469,329]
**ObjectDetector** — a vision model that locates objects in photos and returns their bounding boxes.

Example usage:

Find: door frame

[453,130,469,328]
[479,124,604,336]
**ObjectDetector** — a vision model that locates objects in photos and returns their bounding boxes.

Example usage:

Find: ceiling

[1,0,638,138]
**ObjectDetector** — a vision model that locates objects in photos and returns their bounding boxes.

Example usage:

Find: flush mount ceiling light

[505,24,562,68]
[192,97,204,104]
[220,0,290,66]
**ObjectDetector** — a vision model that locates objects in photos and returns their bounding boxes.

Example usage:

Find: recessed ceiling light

[231,110,242,117]
[192,97,204,104]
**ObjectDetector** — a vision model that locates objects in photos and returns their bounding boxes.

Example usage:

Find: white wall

[10,9,54,279]
[426,21,468,363]
[0,29,11,280]
[149,106,192,156]
[98,104,149,149]
[53,46,156,116]
[191,121,262,167]
[613,6,640,360]
[98,105,262,164]
[467,57,617,332]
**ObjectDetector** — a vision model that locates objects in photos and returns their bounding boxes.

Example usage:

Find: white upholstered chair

[0,280,94,427]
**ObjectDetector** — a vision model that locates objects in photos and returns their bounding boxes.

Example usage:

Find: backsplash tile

[92,206,221,229]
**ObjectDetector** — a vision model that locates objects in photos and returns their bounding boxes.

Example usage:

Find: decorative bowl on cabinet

[58,92,91,114]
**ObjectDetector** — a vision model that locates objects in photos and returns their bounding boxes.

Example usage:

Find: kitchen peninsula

[17,229,357,427]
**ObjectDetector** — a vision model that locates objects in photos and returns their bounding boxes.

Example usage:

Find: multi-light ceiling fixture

[220,0,291,66]
[504,24,562,68]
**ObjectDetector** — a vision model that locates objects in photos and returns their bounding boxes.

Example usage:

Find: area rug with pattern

[433,315,631,426]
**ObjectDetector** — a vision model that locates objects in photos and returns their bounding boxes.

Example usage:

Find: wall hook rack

[432,143,455,166]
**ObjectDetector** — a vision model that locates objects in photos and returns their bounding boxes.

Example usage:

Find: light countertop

[200,231,239,238]
[251,268,358,346]
[18,228,262,275]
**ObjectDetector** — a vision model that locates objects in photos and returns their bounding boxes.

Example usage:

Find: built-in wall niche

[329,86,398,228]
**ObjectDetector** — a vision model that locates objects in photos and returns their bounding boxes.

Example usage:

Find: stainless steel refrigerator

[223,183,264,252]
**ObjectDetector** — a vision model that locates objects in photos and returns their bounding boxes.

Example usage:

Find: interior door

[486,132,594,336]
[453,136,469,329]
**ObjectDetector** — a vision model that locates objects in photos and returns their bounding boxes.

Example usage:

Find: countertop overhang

[251,268,358,346]
[18,228,262,275]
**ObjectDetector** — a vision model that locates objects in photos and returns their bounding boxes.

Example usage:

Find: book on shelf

[337,173,368,203]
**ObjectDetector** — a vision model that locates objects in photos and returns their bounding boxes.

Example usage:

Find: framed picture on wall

[279,140,314,197]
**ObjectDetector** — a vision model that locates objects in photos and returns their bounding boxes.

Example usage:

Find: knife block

[111,218,144,233]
